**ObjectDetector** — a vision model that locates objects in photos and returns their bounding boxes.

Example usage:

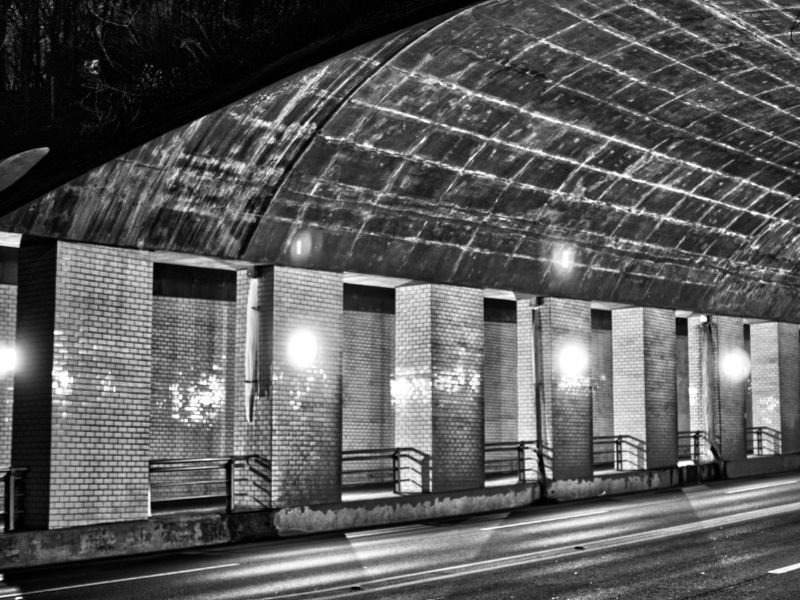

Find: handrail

[149,455,266,513]
[485,440,538,483]
[678,430,707,463]
[1,466,27,532]
[342,448,396,488]
[593,435,646,470]
[746,426,781,456]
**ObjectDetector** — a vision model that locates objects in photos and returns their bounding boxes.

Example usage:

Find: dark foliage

[0,0,473,209]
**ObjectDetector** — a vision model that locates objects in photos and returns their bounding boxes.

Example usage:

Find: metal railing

[342,448,396,488]
[593,435,646,471]
[678,430,707,463]
[149,456,266,513]
[2,466,26,532]
[484,440,537,482]
[747,426,781,456]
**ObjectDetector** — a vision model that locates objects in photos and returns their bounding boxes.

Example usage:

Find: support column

[234,266,343,508]
[516,297,535,442]
[535,297,592,480]
[12,239,152,529]
[612,307,677,469]
[687,315,747,462]
[394,284,484,493]
[750,322,800,454]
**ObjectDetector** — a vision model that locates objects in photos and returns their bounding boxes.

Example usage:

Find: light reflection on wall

[273,368,328,411]
[52,366,74,397]
[391,366,482,406]
[169,369,224,426]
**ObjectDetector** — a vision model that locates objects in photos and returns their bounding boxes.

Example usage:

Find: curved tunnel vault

[5,0,800,321]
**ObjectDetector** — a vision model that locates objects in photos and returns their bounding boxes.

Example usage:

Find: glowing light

[721,349,750,382]
[290,230,314,263]
[559,343,589,379]
[0,346,17,374]
[553,246,575,271]
[287,329,318,369]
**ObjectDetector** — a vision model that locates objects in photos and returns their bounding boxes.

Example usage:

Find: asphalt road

[3,474,800,599]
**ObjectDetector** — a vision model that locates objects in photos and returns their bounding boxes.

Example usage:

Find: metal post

[392,449,400,494]
[615,436,623,471]
[693,431,700,463]
[226,459,235,513]
[517,442,525,483]
[5,470,15,533]
[757,428,763,456]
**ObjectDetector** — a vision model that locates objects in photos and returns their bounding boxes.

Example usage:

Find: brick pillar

[12,239,151,529]
[536,297,592,480]
[234,266,343,508]
[516,297,535,442]
[0,282,16,510]
[687,315,747,462]
[715,316,748,460]
[612,307,677,470]
[750,322,800,454]
[394,284,484,493]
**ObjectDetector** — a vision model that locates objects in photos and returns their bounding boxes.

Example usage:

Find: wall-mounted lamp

[287,328,318,369]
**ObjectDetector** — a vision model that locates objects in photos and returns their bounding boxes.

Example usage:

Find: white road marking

[261,500,800,600]
[769,562,800,575]
[0,563,240,598]
[724,480,800,495]
[480,509,609,530]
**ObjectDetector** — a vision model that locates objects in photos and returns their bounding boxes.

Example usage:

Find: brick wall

[750,322,800,454]
[11,241,56,529]
[777,323,800,453]
[591,311,613,439]
[750,322,782,451]
[538,297,592,480]
[14,240,152,529]
[151,297,236,461]
[265,267,343,507]
[676,321,690,433]
[715,316,747,460]
[342,310,394,451]
[0,284,16,510]
[516,299,536,442]
[484,318,517,443]
[395,284,484,493]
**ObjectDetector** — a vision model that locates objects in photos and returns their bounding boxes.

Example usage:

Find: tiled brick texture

[688,315,747,461]
[516,298,535,442]
[537,297,592,480]
[0,284,17,506]
[686,316,707,446]
[484,320,517,443]
[342,308,394,486]
[343,310,394,451]
[151,296,236,461]
[235,267,343,508]
[231,272,271,508]
[591,324,613,440]
[750,322,800,454]
[395,284,484,493]
[676,330,690,433]
[612,308,677,469]
[13,239,151,529]
[715,316,747,460]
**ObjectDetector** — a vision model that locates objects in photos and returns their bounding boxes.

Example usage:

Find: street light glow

[287,329,318,369]
[559,343,588,379]
[721,348,750,382]
[0,345,17,375]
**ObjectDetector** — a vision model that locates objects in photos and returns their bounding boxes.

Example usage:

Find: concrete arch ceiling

[5,0,800,321]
